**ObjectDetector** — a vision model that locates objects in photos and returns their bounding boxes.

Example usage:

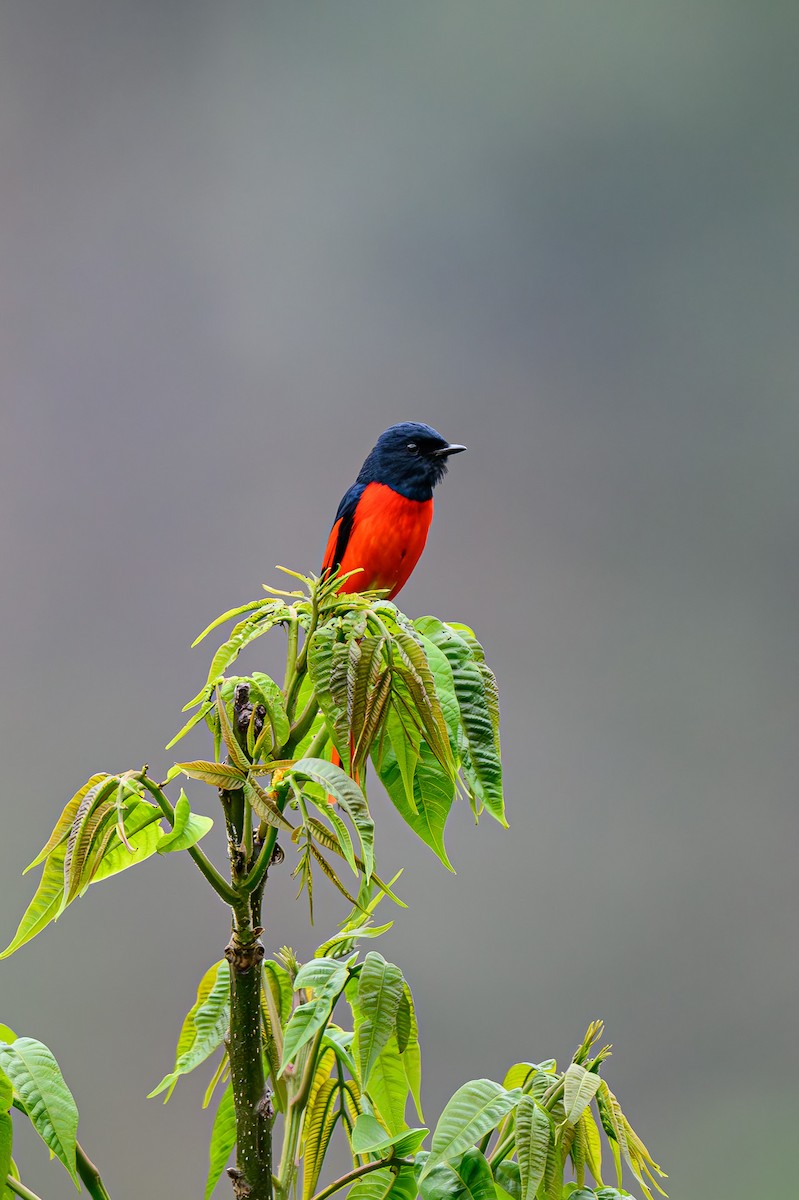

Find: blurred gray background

[1,2,797,1197]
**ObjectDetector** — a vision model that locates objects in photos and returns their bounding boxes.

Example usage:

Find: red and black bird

[322,422,466,599]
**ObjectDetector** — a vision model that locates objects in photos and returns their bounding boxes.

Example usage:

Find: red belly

[324,483,434,600]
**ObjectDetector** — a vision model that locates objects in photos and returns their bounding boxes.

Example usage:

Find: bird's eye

[406,442,419,454]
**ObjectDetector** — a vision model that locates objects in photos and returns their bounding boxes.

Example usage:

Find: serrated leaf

[302,1077,340,1200]
[157,790,214,854]
[307,625,352,765]
[24,774,109,874]
[390,624,454,775]
[204,1081,236,1200]
[192,598,272,647]
[582,1110,604,1186]
[200,602,291,689]
[356,953,405,1090]
[149,961,230,1100]
[564,1064,602,1127]
[302,797,358,876]
[415,618,505,826]
[515,1094,551,1200]
[291,758,374,882]
[422,1080,521,1180]
[0,1038,79,1187]
[175,760,247,788]
[166,698,215,751]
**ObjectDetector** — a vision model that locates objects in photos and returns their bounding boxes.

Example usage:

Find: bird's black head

[358,422,466,501]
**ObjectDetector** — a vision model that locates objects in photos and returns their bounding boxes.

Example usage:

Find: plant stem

[138,774,239,905]
[301,724,330,761]
[309,1155,412,1200]
[76,1141,113,1200]
[226,901,273,1200]
[5,1178,44,1200]
[275,1099,303,1200]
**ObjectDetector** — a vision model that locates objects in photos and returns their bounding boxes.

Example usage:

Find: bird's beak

[433,443,467,457]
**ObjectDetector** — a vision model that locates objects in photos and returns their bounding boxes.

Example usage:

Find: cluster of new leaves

[149,926,665,1200]
[0,772,213,960]
[167,568,505,910]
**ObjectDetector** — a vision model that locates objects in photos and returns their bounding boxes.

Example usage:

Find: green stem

[287,695,319,749]
[301,723,330,762]
[275,1101,303,1199]
[309,1155,412,1200]
[138,775,239,906]
[76,1141,113,1200]
[283,614,300,708]
[5,1178,44,1200]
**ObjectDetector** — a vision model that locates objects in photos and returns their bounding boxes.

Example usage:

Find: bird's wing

[321,482,365,574]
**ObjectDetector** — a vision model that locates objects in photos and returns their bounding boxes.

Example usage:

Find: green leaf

[390,624,454,776]
[563,1064,602,1127]
[397,982,423,1121]
[280,961,351,1072]
[422,1081,521,1180]
[175,760,247,789]
[0,1038,79,1187]
[83,797,163,886]
[301,798,358,876]
[361,1036,409,1134]
[349,1164,417,1200]
[415,619,505,826]
[295,957,353,991]
[302,1077,340,1200]
[156,790,214,854]
[263,960,294,1029]
[291,758,374,882]
[149,961,230,1100]
[166,698,215,751]
[418,1148,497,1200]
[204,1081,236,1200]
[515,1094,551,1200]
[2,791,160,959]
[374,735,455,871]
[493,1161,521,1200]
[192,598,273,647]
[356,953,405,1090]
[351,1112,394,1156]
[0,1113,10,1195]
[382,698,421,813]
[199,601,291,689]
[0,1030,16,1048]
[250,672,291,753]
[307,625,352,764]
[24,774,108,874]
[1,842,68,959]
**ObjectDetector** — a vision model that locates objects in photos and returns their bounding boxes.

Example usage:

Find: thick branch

[226,908,273,1200]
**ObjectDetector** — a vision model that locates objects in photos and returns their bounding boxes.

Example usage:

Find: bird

[321,422,466,600]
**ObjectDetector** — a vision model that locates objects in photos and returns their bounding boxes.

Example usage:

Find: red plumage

[322,482,434,600]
